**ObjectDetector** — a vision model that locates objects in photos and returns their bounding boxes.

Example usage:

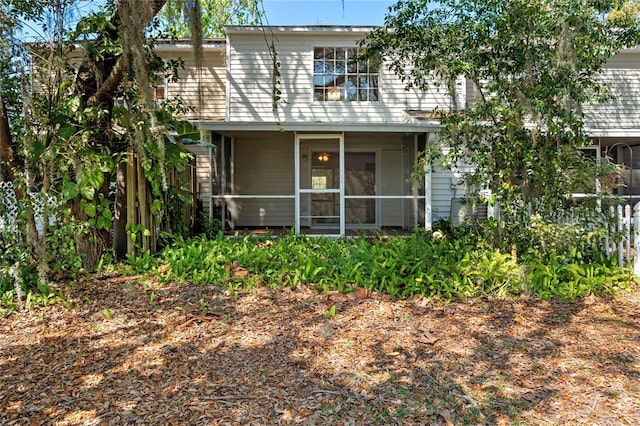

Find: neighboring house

[160,27,640,235]
[584,48,640,205]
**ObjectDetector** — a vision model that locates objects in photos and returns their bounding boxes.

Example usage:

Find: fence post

[625,204,631,263]
[606,206,614,259]
[618,205,624,267]
[634,203,640,278]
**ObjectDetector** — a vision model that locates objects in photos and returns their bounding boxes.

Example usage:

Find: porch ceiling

[199,121,442,134]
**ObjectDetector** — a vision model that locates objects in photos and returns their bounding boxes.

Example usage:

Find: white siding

[160,47,226,122]
[227,29,456,125]
[430,146,475,222]
[585,51,640,131]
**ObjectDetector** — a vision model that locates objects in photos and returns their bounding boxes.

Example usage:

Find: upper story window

[153,70,167,101]
[313,47,379,102]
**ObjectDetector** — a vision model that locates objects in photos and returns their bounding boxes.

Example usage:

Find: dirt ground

[1,274,639,425]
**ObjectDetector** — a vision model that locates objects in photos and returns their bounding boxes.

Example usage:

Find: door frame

[295,133,345,236]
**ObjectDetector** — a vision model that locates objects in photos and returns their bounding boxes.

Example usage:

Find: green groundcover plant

[2,218,635,315]
[127,221,633,302]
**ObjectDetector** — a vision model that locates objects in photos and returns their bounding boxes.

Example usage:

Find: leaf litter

[0,274,639,425]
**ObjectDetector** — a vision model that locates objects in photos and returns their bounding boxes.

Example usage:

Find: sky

[261,0,396,26]
[16,0,397,42]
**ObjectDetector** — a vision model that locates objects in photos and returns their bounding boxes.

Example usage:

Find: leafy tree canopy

[158,0,261,38]
[362,0,639,225]
[0,0,210,280]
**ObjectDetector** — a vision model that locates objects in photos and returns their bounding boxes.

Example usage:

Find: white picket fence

[518,202,640,277]
[604,204,632,268]
[609,203,640,278]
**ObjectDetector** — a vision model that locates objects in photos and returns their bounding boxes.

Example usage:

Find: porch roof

[586,128,640,138]
[199,121,442,133]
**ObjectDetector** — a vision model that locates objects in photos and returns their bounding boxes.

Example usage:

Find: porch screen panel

[614,143,640,200]
[299,137,341,233]
[345,152,376,225]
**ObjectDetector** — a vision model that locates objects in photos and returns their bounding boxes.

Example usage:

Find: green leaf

[96,215,111,230]
[59,124,77,141]
[78,167,104,199]
[79,185,95,200]
[62,182,79,201]
[83,203,96,218]
[150,199,162,215]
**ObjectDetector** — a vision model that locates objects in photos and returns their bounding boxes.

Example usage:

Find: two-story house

[171,26,468,236]
[584,48,640,205]
[161,26,640,235]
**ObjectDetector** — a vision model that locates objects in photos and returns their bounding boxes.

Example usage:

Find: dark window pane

[346,76,357,101]
[325,47,335,60]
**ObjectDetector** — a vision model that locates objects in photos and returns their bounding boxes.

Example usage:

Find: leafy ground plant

[138,229,632,302]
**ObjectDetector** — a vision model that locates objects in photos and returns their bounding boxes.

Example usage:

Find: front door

[308,151,377,228]
[310,150,339,228]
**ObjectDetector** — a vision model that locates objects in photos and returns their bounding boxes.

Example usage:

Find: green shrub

[137,225,632,302]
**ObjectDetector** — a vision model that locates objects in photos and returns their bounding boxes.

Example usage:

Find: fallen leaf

[413,331,441,345]
[157,263,171,274]
[439,409,454,426]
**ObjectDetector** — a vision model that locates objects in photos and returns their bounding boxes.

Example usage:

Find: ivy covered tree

[362,0,638,231]
[0,0,230,295]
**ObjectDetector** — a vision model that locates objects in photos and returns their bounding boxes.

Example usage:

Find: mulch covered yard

[1,275,639,425]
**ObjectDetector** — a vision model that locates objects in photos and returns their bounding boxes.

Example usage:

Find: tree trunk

[0,89,20,183]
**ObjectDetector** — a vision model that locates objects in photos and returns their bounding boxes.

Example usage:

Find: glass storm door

[296,136,342,235]
[310,151,340,227]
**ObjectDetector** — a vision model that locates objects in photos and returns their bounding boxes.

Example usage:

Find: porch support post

[413,135,419,228]
[208,140,214,225]
[424,133,433,230]
[294,133,300,235]
[339,132,345,236]
[634,203,640,278]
